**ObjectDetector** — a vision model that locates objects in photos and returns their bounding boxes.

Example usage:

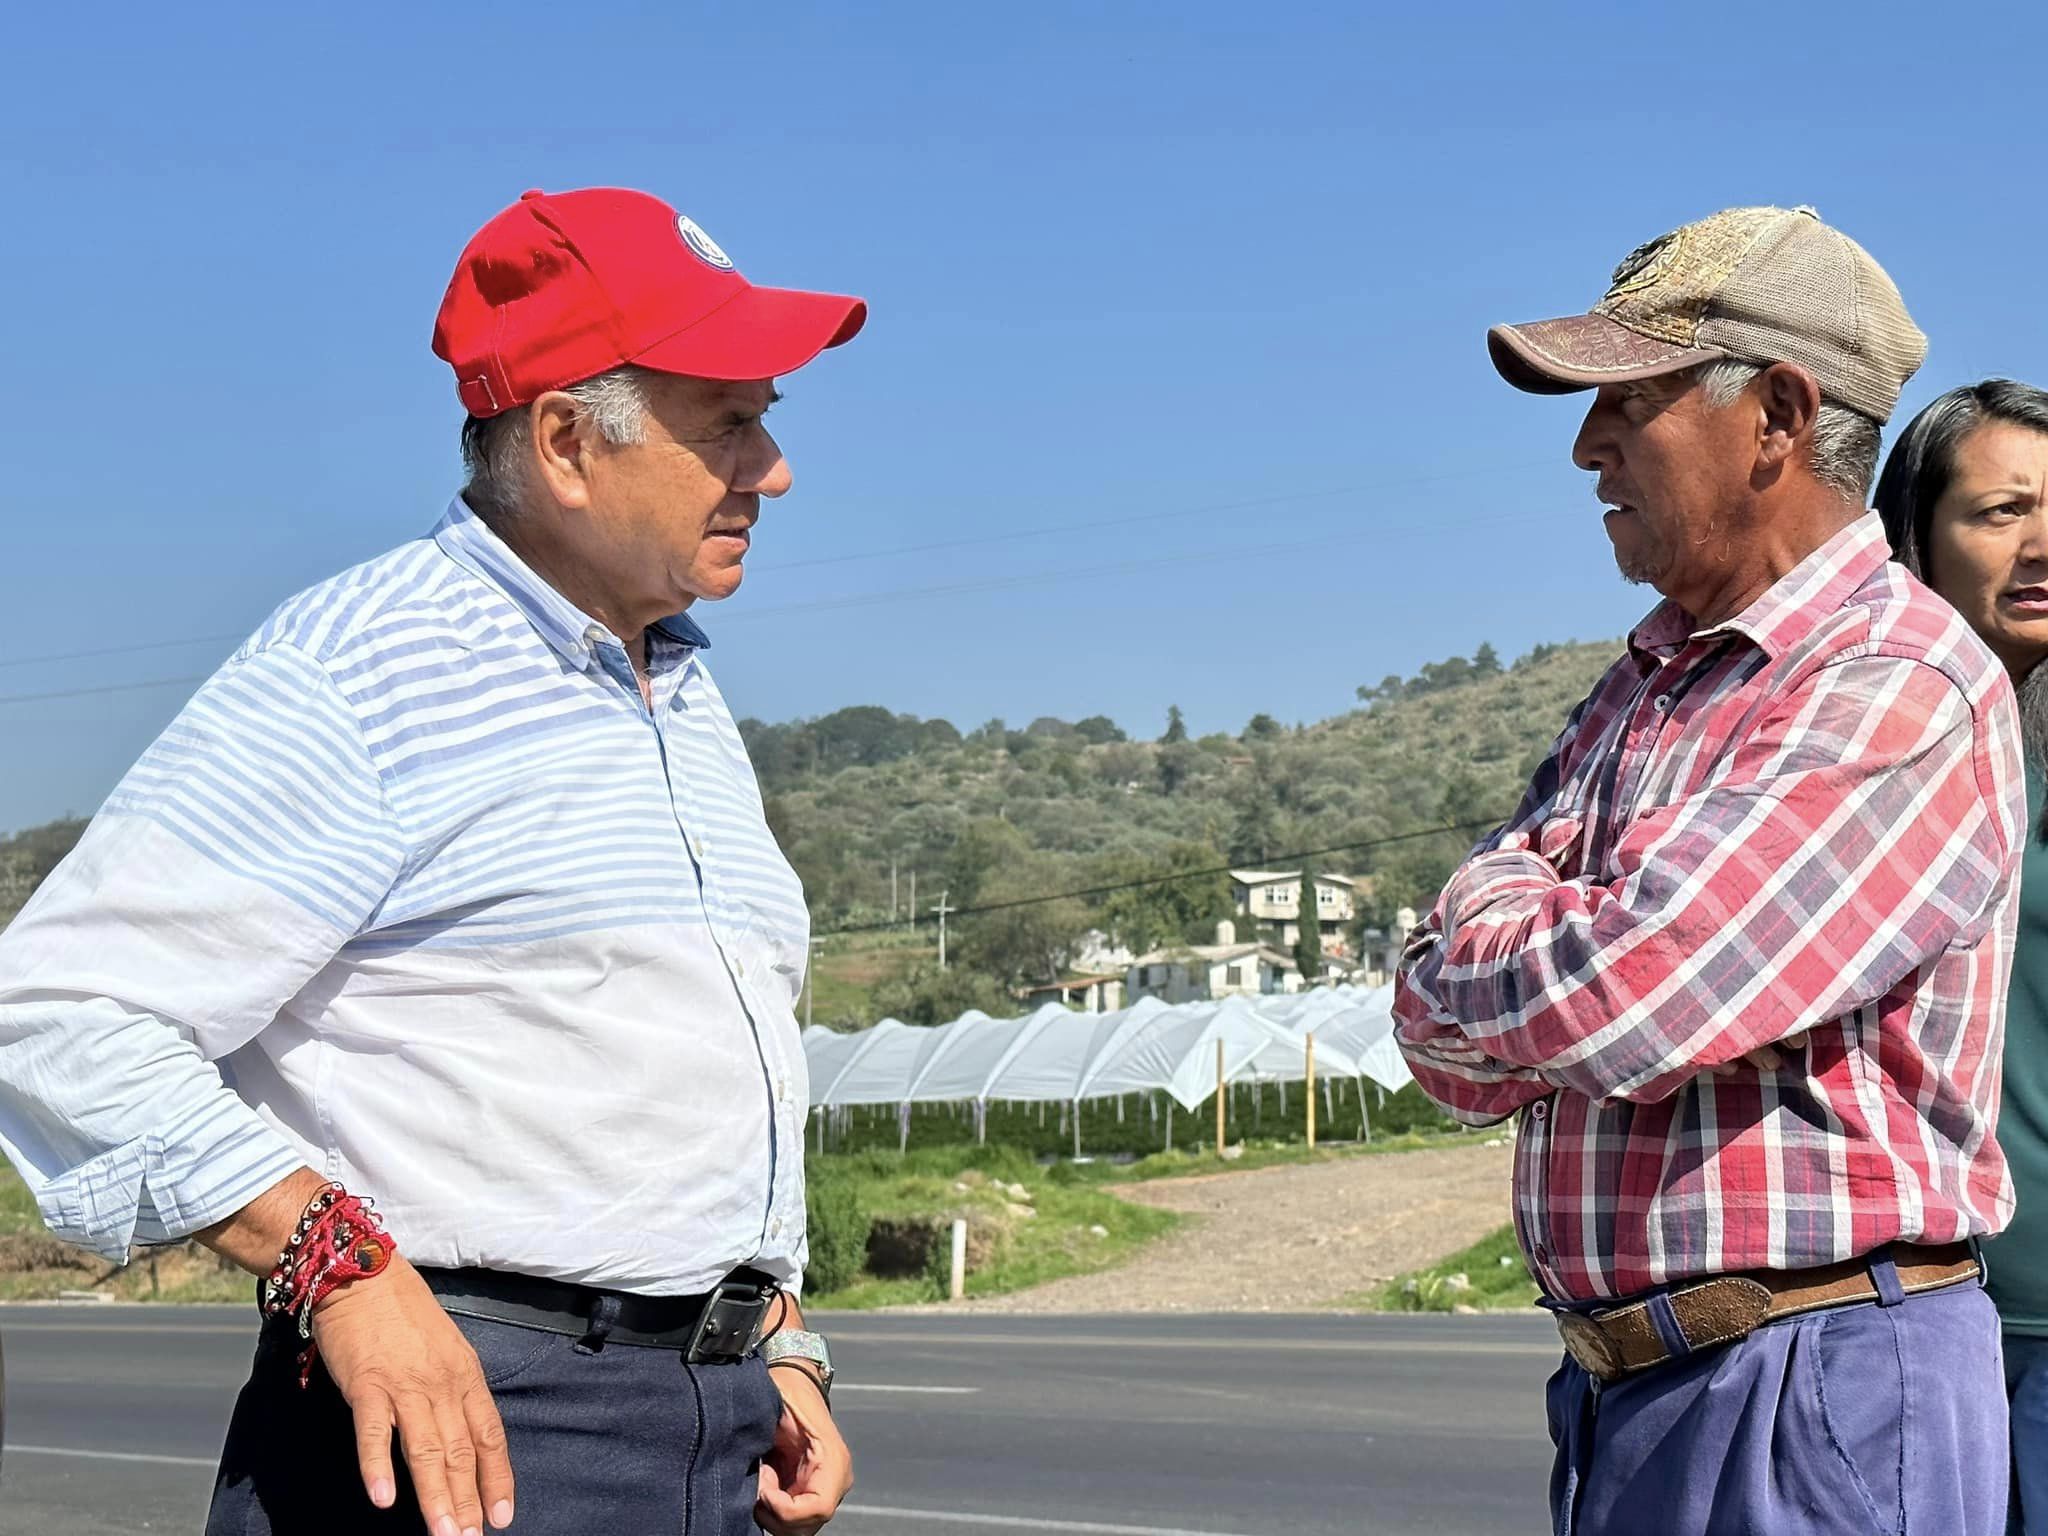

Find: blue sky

[4,1,2045,831]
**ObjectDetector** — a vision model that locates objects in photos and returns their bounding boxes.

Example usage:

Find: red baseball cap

[432,187,867,418]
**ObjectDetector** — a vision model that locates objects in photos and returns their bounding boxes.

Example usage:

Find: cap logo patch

[676,215,735,272]
[1606,229,1682,298]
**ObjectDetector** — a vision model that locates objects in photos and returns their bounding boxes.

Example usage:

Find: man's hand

[196,1171,513,1536]
[756,1364,853,1536]
[1715,1032,1811,1076]
[313,1253,516,1536]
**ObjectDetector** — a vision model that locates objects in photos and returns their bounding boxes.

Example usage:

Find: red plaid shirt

[1395,514,2024,1301]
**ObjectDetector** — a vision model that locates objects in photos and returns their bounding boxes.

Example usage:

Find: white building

[1124,921,1302,1004]
[1229,869,1358,958]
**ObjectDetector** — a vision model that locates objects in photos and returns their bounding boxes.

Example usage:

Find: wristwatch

[761,1328,835,1402]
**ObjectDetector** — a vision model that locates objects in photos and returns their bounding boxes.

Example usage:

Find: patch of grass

[803,1144,1179,1309]
[1342,1223,1538,1313]
[1107,1127,1473,1184]
[805,931,933,1026]
[0,1162,41,1234]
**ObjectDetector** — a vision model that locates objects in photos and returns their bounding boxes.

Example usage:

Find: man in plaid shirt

[1396,206,2024,1535]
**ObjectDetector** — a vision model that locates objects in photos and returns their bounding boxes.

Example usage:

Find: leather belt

[416,1264,780,1360]
[1552,1242,1980,1384]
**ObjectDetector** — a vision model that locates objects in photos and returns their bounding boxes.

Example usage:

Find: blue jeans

[2010,1333,2048,1536]
[1547,1276,2008,1536]
[206,1308,783,1534]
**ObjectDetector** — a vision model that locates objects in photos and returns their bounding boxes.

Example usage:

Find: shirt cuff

[1441,849,1559,944]
[34,1095,309,1261]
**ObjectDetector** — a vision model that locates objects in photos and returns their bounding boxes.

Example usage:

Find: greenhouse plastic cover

[804,984,1409,1111]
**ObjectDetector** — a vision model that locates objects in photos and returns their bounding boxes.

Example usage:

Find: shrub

[804,1175,871,1294]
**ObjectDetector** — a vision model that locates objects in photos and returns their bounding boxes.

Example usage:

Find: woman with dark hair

[1878,378,2048,1535]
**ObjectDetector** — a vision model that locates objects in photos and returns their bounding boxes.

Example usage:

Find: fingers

[757,1398,853,1535]
[463,1376,516,1530]
[432,1394,487,1536]
[390,1391,473,1536]
[353,1385,399,1510]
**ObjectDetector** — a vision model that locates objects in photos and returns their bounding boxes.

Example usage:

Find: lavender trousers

[1546,1266,2008,1536]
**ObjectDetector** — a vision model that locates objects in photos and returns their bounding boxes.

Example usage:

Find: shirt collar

[432,498,712,671]
[1627,511,1890,666]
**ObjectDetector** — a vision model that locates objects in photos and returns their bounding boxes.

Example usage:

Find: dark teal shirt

[1987,762,2048,1335]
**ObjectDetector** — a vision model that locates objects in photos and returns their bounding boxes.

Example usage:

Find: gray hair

[459,366,653,522]
[1694,359,1883,504]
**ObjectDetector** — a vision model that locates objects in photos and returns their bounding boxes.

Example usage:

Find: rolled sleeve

[0,643,406,1258]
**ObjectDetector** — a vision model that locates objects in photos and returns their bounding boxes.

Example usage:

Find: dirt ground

[923,1138,1516,1313]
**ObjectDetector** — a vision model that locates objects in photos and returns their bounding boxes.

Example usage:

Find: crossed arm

[1394,657,2014,1123]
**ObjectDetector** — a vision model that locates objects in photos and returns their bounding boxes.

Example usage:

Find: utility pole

[890,856,898,924]
[932,890,955,970]
[908,870,917,932]
[805,937,825,1028]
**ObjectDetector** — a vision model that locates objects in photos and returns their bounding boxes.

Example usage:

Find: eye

[1979,501,2024,521]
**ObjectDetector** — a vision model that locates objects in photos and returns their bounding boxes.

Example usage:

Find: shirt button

[770,1217,784,1237]
[1533,1243,1551,1265]
[1654,694,1672,713]
[1531,1100,1548,1121]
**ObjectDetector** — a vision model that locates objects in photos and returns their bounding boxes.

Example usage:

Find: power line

[763,459,1552,574]
[0,459,1554,673]
[0,633,244,673]
[0,505,1566,706]
[816,816,1505,940]
[0,674,212,706]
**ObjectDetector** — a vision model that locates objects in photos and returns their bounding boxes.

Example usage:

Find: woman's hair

[1874,379,2048,830]
[1875,379,2048,585]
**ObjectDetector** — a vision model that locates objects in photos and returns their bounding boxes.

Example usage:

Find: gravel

[910,1139,1516,1314]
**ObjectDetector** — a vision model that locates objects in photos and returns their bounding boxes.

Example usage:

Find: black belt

[416,1265,781,1360]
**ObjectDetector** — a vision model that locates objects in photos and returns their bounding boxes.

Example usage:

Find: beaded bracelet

[260,1182,396,1386]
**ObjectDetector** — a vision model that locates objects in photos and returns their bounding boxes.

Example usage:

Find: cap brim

[632,284,867,382]
[1488,314,1721,395]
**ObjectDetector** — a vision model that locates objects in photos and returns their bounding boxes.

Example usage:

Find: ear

[530,391,599,512]
[1755,363,1822,476]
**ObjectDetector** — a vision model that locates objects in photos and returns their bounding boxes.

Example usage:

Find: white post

[949,1218,968,1301]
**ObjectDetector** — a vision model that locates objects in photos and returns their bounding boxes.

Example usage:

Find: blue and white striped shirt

[0,501,813,1294]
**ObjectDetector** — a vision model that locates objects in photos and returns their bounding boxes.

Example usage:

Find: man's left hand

[756,1365,853,1535]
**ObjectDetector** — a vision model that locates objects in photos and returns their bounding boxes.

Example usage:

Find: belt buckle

[1555,1311,1624,1382]
[685,1271,777,1364]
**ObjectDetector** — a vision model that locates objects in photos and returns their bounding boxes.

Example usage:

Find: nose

[2018,506,2048,567]
[1572,390,1618,475]
[745,426,793,499]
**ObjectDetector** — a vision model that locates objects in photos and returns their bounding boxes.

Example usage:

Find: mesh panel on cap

[1697,214,1925,421]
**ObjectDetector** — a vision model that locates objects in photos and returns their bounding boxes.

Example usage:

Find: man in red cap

[0,187,864,1535]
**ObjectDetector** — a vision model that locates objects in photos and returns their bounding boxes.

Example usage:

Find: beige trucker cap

[1488,205,1927,423]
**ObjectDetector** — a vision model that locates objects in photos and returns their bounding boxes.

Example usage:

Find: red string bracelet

[259,1182,396,1387]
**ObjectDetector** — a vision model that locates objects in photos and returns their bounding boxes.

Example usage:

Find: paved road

[0,1305,1561,1535]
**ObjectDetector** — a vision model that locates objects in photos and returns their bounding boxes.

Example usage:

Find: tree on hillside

[1243,713,1282,741]
[943,818,1034,908]
[1226,782,1282,866]
[1161,705,1187,744]
[1072,715,1126,745]
[1096,842,1234,955]
[1156,740,1201,796]
[1473,642,1502,676]
[1361,842,1458,930]
[1294,866,1323,981]
[871,963,1014,1027]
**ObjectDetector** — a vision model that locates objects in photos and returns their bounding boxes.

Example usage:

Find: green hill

[1,639,1621,1019]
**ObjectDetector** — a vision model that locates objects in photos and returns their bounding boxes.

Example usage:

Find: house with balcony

[1229,869,1359,958]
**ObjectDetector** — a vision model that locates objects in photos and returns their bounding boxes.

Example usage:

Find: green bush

[803,1175,871,1294]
